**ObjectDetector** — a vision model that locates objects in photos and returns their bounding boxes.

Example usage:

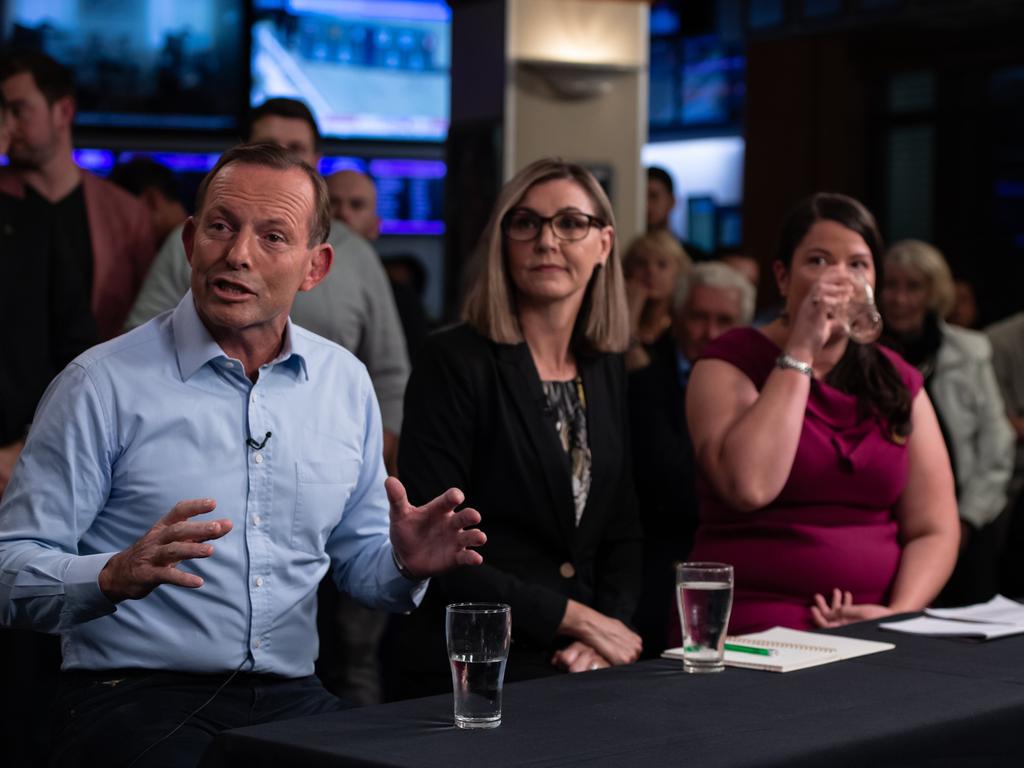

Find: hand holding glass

[838,273,883,344]
[676,562,734,673]
[446,603,511,729]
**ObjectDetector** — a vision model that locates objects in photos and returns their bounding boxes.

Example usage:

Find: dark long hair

[777,193,913,439]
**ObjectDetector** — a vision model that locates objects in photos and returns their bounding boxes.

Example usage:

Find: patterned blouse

[541,376,592,525]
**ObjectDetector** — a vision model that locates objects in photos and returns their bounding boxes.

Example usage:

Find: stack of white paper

[880,595,1024,639]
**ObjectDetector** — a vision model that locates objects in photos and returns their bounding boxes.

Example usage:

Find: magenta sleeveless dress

[673,327,923,639]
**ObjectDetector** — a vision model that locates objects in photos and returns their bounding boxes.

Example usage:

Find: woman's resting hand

[810,588,894,628]
[558,599,643,666]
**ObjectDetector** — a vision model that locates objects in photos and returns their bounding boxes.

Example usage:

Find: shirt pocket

[292,459,361,555]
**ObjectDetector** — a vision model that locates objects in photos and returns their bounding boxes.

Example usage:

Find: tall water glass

[676,562,734,673]
[445,603,511,729]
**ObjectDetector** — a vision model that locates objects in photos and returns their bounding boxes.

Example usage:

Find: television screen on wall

[65,149,446,235]
[251,0,451,142]
[0,0,247,131]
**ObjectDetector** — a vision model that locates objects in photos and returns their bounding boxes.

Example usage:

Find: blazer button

[559,562,576,579]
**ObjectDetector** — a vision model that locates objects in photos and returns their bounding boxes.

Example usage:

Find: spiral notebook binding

[725,635,838,655]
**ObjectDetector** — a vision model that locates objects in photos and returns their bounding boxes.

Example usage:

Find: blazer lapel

[496,343,576,544]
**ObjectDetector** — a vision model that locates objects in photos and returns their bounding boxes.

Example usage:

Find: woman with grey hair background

[881,238,1014,605]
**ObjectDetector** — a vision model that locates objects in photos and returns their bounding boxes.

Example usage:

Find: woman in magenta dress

[677,193,959,638]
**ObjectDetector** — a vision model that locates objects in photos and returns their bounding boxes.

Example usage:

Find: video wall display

[647,3,746,136]
[63,149,445,236]
[0,0,453,143]
[251,0,451,142]
[0,0,247,131]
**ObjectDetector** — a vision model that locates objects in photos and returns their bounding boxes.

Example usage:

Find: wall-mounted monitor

[67,149,445,236]
[0,0,247,131]
[251,0,451,142]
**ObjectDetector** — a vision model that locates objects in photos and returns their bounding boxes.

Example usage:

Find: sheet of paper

[924,595,1024,625]
[879,615,1024,639]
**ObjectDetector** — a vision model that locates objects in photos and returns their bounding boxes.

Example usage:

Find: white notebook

[662,626,895,673]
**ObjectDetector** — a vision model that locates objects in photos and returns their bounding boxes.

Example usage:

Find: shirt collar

[172,291,309,382]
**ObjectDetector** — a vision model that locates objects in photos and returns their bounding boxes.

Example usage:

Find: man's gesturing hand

[386,477,486,579]
[98,499,232,603]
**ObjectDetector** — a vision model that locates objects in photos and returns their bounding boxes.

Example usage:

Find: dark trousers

[50,670,345,768]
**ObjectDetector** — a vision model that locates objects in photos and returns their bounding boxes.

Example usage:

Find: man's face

[248,115,318,168]
[674,282,743,362]
[0,72,72,169]
[326,170,379,240]
[184,163,332,348]
[646,178,675,230]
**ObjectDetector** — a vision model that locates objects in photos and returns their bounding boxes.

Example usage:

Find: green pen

[724,643,778,656]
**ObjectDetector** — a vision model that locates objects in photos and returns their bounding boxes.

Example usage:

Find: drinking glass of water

[839,273,883,344]
[445,603,511,729]
[676,562,734,673]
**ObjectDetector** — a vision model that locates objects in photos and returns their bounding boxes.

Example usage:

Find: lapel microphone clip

[246,431,272,450]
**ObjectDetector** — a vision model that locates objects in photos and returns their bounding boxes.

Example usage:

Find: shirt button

[559,562,576,579]
[254,638,262,649]
[254,576,264,588]
[254,452,263,464]
[250,393,257,403]
[253,514,262,526]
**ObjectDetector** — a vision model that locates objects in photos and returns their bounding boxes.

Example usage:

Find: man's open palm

[386,477,485,578]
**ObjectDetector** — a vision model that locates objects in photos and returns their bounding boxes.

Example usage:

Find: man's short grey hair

[672,261,756,324]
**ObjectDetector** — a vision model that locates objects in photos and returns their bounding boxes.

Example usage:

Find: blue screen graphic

[251,0,451,142]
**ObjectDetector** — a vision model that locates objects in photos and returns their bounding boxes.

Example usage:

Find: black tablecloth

[203,620,1024,767]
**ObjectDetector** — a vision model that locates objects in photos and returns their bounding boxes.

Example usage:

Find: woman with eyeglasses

[388,158,642,698]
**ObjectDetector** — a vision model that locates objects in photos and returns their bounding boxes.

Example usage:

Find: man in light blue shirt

[0,143,485,768]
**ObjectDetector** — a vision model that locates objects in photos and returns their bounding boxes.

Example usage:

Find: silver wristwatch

[775,353,813,378]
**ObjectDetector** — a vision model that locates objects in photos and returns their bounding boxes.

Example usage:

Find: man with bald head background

[326,169,380,241]
[325,168,429,359]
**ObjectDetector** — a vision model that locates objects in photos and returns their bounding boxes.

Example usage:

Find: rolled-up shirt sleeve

[0,363,119,631]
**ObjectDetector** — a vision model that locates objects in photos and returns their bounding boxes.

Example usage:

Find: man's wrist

[391,546,420,581]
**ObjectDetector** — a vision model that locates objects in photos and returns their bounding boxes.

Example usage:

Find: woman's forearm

[887,530,959,613]
[711,366,812,510]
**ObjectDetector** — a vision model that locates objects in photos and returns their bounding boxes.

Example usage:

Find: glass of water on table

[676,562,734,673]
[446,603,511,728]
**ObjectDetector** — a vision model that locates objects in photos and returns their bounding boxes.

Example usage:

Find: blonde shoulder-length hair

[461,157,630,353]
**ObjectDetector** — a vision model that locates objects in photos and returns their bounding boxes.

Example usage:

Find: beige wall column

[504,0,649,240]
[445,0,649,315]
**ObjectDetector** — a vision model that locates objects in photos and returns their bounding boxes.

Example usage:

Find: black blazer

[391,323,641,696]
[626,332,699,654]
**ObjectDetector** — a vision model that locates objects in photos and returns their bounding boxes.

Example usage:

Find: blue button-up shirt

[0,294,424,676]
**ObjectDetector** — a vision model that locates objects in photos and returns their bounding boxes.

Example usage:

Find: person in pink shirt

[675,193,959,638]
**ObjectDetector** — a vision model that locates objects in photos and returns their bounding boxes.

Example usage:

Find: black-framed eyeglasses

[501,209,605,242]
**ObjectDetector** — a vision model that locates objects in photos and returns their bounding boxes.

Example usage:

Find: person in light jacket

[880,239,1014,605]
